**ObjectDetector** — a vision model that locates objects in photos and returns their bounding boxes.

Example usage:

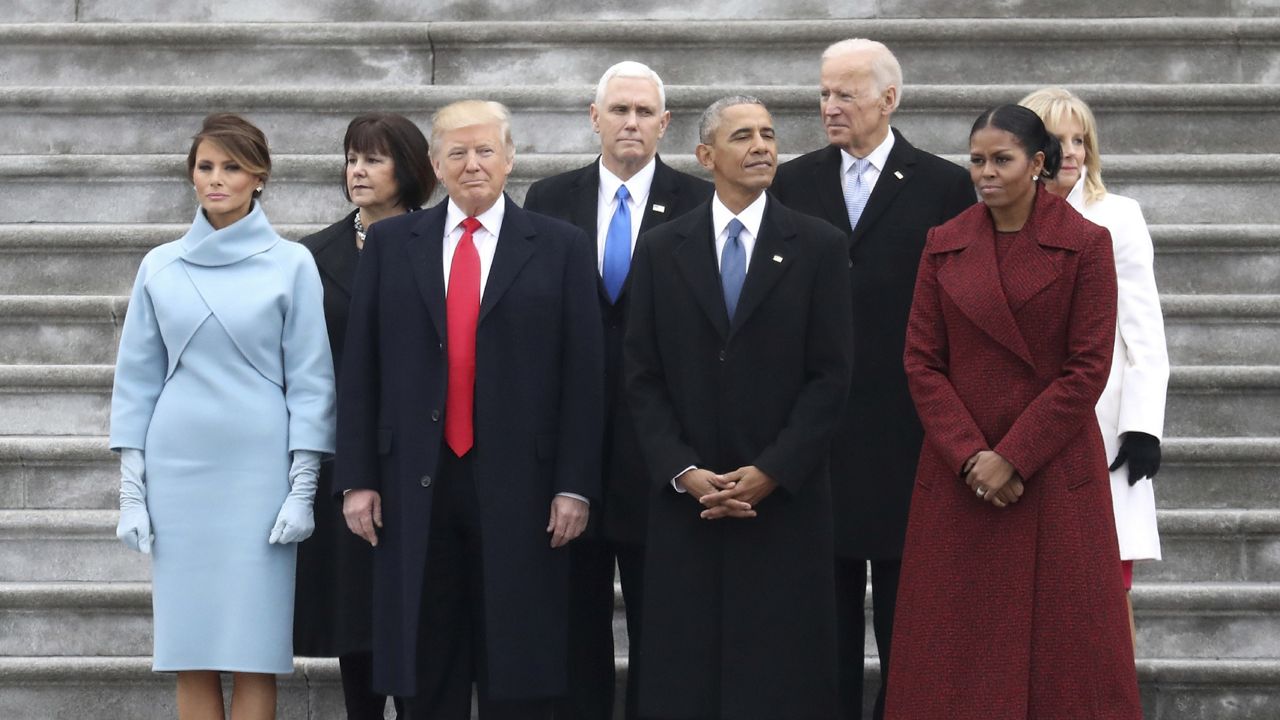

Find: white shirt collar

[445,195,506,238]
[840,127,896,175]
[711,191,767,242]
[598,156,657,205]
[1065,168,1088,212]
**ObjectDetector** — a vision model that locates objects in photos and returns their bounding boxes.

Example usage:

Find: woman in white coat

[1021,87,1170,643]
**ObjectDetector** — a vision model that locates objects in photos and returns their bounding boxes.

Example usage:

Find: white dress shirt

[596,157,656,272]
[840,127,896,199]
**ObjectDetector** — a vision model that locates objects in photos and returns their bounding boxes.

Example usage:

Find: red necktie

[445,217,482,456]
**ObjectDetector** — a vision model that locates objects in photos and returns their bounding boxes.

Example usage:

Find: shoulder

[924,203,989,254]
[771,197,844,246]
[1039,192,1112,252]
[525,164,594,203]
[299,212,356,253]
[776,145,837,181]
[136,239,184,278]
[1084,191,1146,226]
[656,158,712,193]
[516,204,590,245]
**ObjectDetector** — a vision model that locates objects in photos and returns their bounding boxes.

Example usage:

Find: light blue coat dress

[109,203,336,673]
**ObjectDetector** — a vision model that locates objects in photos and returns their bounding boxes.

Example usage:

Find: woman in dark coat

[885,105,1141,719]
[294,112,435,720]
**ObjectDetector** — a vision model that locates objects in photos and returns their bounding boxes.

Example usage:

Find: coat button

[420,475,432,488]
[438,342,444,351]
[718,349,726,362]
[431,409,440,422]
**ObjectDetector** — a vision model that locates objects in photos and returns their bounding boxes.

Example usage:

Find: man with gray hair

[524,60,711,720]
[771,38,974,720]
[337,99,604,719]
[625,95,852,719]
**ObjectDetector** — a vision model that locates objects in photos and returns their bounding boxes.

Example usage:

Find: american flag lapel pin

[652,204,666,213]
[894,171,904,180]
[772,254,784,263]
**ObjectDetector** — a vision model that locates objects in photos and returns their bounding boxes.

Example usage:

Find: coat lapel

[814,146,853,237]
[1002,188,1064,313]
[728,197,791,337]
[479,196,537,324]
[672,205,730,340]
[312,211,360,296]
[407,203,448,338]
[851,129,914,249]
[935,210,1035,369]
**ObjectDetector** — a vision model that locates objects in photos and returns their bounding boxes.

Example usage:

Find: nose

[624,110,639,129]
[464,151,482,172]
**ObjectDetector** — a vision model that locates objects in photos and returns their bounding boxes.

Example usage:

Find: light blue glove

[115,448,153,554]
[269,450,321,544]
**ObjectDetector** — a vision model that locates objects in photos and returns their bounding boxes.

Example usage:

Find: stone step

[1148,509,1280,583]
[1164,366,1280,437]
[5,580,1275,660]
[1159,437,1280,511]
[1,363,1272,437]
[1,153,1275,225]
[2,20,1277,86]
[4,508,1277,584]
[1153,225,1280,295]
[0,656,347,720]
[1162,295,1280,366]
[7,83,1278,157]
[1,223,1274,297]
[0,654,1275,720]
[2,293,1267,366]
[0,436,115,511]
[3,436,1273,513]
[11,0,1279,22]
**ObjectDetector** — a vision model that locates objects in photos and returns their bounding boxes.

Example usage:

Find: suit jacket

[524,156,712,545]
[293,211,377,657]
[771,129,975,559]
[334,196,604,699]
[624,196,853,719]
[1069,174,1169,561]
[886,187,1139,719]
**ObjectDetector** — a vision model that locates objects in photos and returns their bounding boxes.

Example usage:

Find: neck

[716,187,763,215]
[843,125,890,158]
[456,196,500,218]
[359,203,406,228]
[989,193,1036,232]
[1045,180,1072,200]
[204,205,250,231]
[602,153,652,182]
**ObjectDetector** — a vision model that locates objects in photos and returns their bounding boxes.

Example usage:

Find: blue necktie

[720,218,746,321]
[844,157,871,231]
[602,185,632,303]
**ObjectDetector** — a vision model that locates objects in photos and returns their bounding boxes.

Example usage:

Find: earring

[255,185,264,192]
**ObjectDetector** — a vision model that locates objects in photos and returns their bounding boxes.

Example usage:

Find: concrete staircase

[1,3,1278,719]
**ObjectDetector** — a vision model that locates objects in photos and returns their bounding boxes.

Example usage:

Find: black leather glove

[1108,431,1161,486]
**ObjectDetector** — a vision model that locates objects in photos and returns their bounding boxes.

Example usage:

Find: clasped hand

[963,450,1024,509]
[677,465,777,520]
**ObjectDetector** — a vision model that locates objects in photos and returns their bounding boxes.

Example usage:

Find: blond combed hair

[430,100,515,159]
[1019,87,1107,205]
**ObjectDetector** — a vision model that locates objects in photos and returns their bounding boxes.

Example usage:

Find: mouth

[351,184,371,191]
[978,185,1002,194]
[206,193,229,201]
[745,160,773,170]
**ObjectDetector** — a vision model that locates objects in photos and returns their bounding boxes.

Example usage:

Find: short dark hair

[342,113,436,210]
[970,104,1063,181]
[187,113,271,197]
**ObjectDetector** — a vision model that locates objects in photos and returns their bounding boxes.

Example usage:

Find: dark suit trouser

[401,449,554,720]
[340,651,402,719]
[835,557,901,720]
[558,536,646,720]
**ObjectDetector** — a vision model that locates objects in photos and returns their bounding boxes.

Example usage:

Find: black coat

[771,131,974,560]
[523,156,713,545]
[334,196,604,699]
[624,196,853,719]
[294,210,375,657]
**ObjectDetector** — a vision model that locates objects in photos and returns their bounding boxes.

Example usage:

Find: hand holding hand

[343,489,383,547]
[965,450,1016,500]
[1110,431,1161,486]
[699,466,777,520]
[270,450,321,544]
[115,448,153,554]
[547,495,589,548]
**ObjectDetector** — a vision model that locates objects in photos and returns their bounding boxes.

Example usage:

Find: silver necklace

[353,211,367,245]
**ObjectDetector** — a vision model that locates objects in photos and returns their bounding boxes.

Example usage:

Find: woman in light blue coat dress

[109,113,336,720]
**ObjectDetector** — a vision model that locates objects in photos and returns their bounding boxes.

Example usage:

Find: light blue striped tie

[844,157,871,231]
[602,184,632,303]
[720,218,746,321]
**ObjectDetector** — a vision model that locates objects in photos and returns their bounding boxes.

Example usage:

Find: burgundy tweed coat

[886,187,1142,719]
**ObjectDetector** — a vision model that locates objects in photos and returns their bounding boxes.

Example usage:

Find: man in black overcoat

[769,39,974,720]
[523,60,712,720]
[624,95,853,720]
[335,99,604,719]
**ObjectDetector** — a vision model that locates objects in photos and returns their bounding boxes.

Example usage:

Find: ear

[881,85,898,115]
[430,155,445,182]
[695,143,715,172]
[658,110,671,138]
[1031,150,1046,178]
[589,103,601,134]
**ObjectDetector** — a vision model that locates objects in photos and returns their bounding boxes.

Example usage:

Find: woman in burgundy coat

[885,105,1141,719]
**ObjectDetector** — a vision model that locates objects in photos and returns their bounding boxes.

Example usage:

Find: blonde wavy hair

[1018,87,1107,205]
